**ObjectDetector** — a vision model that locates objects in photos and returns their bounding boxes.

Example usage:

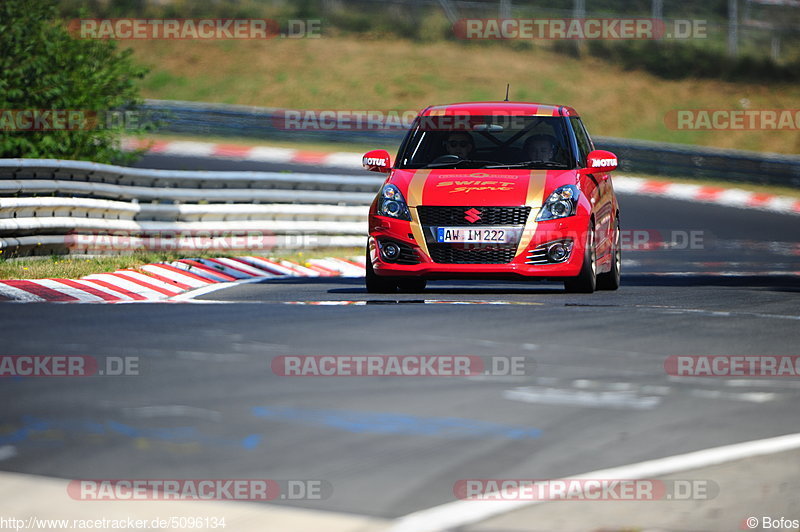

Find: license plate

[435,227,519,244]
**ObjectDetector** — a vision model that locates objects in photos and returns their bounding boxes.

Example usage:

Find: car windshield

[395,115,575,170]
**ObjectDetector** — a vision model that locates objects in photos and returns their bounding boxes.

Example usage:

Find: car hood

[388,169,577,207]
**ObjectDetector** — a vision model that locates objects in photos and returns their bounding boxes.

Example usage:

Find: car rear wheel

[564,224,596,294]
[596,218,621,291]
[365,248,398,293]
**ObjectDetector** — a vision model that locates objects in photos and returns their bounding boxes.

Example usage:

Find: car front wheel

[596,217,621,291]
[564,225,596,294]
[365,247,398,293]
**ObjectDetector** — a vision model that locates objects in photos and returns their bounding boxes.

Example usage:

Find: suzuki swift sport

[362,102,621,294]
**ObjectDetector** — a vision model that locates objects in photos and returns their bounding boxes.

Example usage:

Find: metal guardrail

[0,159,378,256]
[142,99,800,188]
[599,137,800,188]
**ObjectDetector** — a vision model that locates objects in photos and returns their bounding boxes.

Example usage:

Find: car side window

[570,117,593,166]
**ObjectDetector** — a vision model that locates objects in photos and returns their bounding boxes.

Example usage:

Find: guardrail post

[728,0,739,57]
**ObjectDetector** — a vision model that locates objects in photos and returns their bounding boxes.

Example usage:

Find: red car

[362,102,620,294]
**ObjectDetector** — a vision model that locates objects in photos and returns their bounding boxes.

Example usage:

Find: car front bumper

[369,215,590,280]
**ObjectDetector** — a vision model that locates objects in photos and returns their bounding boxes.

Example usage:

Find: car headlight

[536,185,580,221]
[377,184,411,221]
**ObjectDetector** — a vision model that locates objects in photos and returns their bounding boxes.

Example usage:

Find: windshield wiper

[484,160,570,169]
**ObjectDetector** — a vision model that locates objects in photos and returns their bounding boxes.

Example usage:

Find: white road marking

[504,386,662,410]
[388,431,800,532]
[159,141,215,157]
[175,350,251,362]
[323,152,363,169]
[244,146,296,162]
[0,446,17,461]
[723,379,800,389]
[636,305,800,321]
[169,277,266,301]
[689,389,778,403]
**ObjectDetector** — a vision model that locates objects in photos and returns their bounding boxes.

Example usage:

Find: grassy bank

[126,36,800,155]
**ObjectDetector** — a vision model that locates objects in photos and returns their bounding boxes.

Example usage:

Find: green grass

[123,36,800,155]
[0,248,363,280]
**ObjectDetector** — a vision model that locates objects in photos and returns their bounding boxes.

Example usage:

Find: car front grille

[428,245,518,264]
[417,206,531,226]
[418,206,528,264]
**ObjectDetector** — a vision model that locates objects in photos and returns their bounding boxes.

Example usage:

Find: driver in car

[524,134,558,162]
[442,131,475,160]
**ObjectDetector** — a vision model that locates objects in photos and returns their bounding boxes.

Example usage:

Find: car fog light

[381,242,401,261]
[547,243,569,262]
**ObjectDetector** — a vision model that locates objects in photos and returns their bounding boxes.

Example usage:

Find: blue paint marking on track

[251,406,542,439]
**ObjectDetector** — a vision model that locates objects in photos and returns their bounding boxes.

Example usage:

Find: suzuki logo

[464,208,482,223]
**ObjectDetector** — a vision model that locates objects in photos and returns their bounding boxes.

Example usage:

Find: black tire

[564,224,597,294]
[365,247,398,293]
[597,217,621,291]
[397,278,427,293]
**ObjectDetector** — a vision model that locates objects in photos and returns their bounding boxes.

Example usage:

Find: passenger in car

[442,131,475,160]
[524,134,558,162]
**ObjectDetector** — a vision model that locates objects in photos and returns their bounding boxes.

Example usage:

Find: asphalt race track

[0,154,798,521]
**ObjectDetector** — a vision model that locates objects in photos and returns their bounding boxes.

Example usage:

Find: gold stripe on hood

[515,170,547,257]
[406,170,430,258]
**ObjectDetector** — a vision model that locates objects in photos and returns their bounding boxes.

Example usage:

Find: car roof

[420,101,579,118]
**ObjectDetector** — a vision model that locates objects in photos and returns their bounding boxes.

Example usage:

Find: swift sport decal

[421,171,535,206]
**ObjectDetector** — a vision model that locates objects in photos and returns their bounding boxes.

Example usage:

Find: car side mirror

[580,150,618,174]
[362,150,392,173]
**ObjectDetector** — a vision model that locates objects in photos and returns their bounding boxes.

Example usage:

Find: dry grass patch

[127,37,800,154]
